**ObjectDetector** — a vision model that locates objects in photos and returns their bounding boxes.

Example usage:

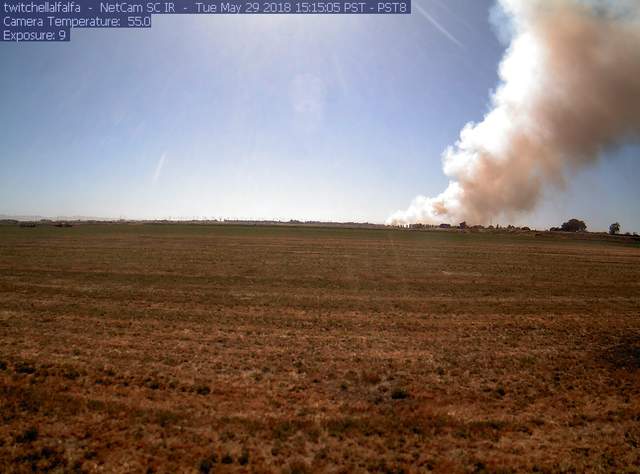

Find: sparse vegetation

[0,223,638,471]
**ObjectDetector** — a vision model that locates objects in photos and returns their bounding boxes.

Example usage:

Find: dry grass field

[0,224,639,473]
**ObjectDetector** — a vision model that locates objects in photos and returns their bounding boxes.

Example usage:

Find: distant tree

[560,219,587,232]
[459,221,467,229]
[609,222,621,235]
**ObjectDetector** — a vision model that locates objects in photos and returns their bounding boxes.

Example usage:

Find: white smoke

[388,0,640,225]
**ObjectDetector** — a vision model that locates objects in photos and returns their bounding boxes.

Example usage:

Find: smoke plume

[388,0,640,225]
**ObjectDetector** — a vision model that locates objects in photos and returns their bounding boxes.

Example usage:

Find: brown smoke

[388,0,640,225]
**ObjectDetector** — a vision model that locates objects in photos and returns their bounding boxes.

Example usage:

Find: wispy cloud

[153,153,167,183]
[413,2,464,48]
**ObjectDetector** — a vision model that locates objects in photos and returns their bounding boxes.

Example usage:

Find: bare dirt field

[0,224,639,473]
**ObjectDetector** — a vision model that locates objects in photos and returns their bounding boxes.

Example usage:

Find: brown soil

[0,224,639,472]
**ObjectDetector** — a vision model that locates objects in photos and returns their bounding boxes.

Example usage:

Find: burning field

[0,223,639,472]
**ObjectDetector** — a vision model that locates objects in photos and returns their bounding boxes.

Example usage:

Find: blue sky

[1,0,638,232]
